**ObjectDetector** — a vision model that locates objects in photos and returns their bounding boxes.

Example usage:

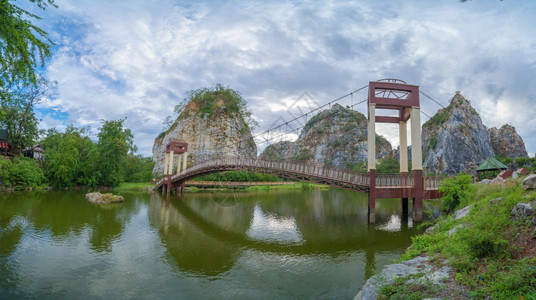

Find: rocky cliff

[260,104,392,169]
[152,89,256,176]
[489,124,528,159]
[422,92,495,175]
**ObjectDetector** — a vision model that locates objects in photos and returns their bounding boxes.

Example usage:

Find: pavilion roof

[476,157,508,171]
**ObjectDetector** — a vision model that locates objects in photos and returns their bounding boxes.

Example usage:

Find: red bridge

[156,79,445,223]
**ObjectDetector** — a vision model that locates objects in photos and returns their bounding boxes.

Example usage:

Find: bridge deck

[157,158,443,196]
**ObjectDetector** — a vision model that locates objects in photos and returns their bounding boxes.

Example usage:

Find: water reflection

[0,190,441,299]
[149,190,430,279]
[246,204,304,244]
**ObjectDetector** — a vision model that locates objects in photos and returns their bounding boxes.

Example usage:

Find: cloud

[28,0,536,157]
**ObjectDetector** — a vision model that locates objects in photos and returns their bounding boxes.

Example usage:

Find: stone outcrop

[523,174,536,190]
[260,104,392,169]
[489,124,528,159]
[85,192,124,204]
[355,256,451,300]
[152,98,257,175]
[422,92,495,175]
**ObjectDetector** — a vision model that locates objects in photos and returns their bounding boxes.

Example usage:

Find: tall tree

[96,119,135,187]
[0,76,56,154]
[0,0,56,89]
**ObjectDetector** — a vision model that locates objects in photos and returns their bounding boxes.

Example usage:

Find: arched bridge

[157,157,443,199]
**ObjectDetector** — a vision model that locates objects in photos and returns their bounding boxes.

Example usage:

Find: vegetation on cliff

[161,84,257,137]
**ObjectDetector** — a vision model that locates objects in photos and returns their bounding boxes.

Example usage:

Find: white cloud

[27,0,536,157]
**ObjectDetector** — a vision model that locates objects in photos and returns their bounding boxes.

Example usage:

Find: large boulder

[523,174,536,190]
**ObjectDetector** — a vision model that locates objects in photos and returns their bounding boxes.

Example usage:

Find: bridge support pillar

[402,197,408,215]
[368,169,376,224]
[410,107,423,222]
[182,151,188,172]
[412,170,423,222]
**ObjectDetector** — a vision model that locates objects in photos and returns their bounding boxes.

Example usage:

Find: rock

[522,174,536,190]
[511,202,534,223]
[260,104,392,168]
[533,227,536,239]
[422,92,495,175]
[425,223,439,235]
[489,124,528,159]
[85,192,124,204]
[152,93,257,175]
[355,256,451,300]
[488,197,504,205]
[490,176,505,185]
[455,205,472,220]
[480,179,492,184]
[448,224,465,237]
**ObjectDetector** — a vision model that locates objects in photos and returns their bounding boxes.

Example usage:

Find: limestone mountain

[260,104,392,169]
[489,124,528,159]
[422,92,517,175]
[152,86,257,175]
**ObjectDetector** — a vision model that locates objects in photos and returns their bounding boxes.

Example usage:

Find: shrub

[438,173,475,214]
[8,157,45,188]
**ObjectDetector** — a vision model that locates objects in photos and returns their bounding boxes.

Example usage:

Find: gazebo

[476,157,508,180]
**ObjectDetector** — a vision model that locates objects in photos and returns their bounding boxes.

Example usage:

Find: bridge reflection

[147,191,434,278]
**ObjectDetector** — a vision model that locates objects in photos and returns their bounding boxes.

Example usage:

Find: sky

[27,0,536,157]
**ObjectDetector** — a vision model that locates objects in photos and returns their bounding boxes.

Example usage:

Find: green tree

[438,173,475,214]
[376,156,400,174]
[0,0,56,89]
[41,126,100,188]
[123,155,154,182]
[0,76,56,154]
[96,119,135,187]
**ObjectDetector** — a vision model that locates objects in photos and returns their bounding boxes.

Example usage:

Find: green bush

[7,157,45,188]
[438,173,475,214]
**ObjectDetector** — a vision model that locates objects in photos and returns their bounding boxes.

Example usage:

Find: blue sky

[28,0,536,157]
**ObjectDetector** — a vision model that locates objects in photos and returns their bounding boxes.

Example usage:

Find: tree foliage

[0,76,56,154]
[0,155,44,188]
[169,84,257,132]
[438,173,475,214]
[96,119,136,187]
[376,156,400,174]
[0,0,56,89]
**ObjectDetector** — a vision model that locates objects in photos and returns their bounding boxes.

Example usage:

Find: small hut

[476,157,508,180]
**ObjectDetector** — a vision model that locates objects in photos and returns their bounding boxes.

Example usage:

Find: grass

[378,273,442,300]
[393,177,536,299]
[114,182,154,191]
[244,182,329,191]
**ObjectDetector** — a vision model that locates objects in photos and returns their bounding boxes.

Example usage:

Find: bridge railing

[162,157,444,190]
[169,157,370,186]
[424,175,444,190]
[375,174,413,187]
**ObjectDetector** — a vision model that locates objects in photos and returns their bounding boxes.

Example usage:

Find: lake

[0,189,440,299]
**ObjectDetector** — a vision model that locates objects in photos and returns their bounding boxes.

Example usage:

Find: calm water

[0,189,440,299]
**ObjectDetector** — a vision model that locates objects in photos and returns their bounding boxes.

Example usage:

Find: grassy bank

[114,182,154,191]
[113,181,330,192]
[380,178,536,299]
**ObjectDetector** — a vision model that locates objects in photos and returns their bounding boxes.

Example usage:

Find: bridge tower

[367,79,423,223]
[163,140,189,195]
